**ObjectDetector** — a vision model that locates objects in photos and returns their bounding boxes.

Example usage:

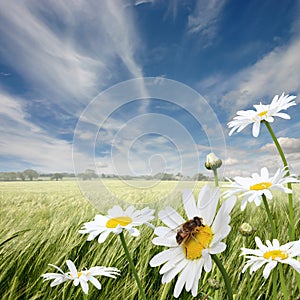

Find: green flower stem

[278,265,289,300]
[212,254,233,300]
[119,232,147,300]
[263,121,295,240]
[245,236,251,300]
[213,169,219,187]
[212,168,220,300]
[262,194,277,239]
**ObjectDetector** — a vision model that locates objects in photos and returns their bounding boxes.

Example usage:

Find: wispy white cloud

[0,0,146,112]
[187,0,227,45]
[259,137,300,174]
[0,0,152,172]
[212,38,300,114]
[0,89,77,172]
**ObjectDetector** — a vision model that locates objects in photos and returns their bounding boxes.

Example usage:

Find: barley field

[0,180,299,299]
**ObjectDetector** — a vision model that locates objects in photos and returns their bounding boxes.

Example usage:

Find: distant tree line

[0,169,75,181]
[100,172,210,181]
[0,168,223,182]
[0,169,39,181]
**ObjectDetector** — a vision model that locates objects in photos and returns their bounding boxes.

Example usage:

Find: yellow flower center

[263,250,288,260]
[106,216,132,228]
[250,182,272,191]
[77,271,83,278]
[183,225,213,260]
[257,110,268,117]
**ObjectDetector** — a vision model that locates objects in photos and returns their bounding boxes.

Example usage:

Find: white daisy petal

[191,259,203,297]
[97,230,111,243]
[160,251,186,274]
[263,261,277,278]
[209,242,226,254]
[182,189,198,219]
[150,248,179,267]
[108,205,124,217]
[88,276,102,290]
[152,236,178,247]
[202,249,212,272]
[127,227,140,237]
[66,260,77,276]
[162,259,188,283]
[249,259,267,274]
[79,280,89,294]
[252,121,260,137]
[274,112,290,119]
[212,196,236,237]
[185,261,197,291]
[173,263,191,298]
[282,258,300,273]
[158,206,185,229]
[199,185,220,225]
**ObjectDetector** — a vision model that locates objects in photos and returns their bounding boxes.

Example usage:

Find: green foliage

[0,181,299,299]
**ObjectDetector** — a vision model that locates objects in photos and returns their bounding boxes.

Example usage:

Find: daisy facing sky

[241,237,300,279]
[227,93,297,137]
[41,259,120,294]
[223,167,299,211]
[79,205,154,243]
[149,185,236,298]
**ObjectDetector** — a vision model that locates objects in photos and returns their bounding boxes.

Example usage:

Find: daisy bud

[205,153,222,170]
[238,222,254,236]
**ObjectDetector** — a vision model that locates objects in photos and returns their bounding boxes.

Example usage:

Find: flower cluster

[227,92,300,290]
[41,91,298,298]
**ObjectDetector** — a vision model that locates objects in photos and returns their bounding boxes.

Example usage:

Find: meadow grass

[0,180,299,299]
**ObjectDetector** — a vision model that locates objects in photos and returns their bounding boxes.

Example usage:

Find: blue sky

[1,0,300,177]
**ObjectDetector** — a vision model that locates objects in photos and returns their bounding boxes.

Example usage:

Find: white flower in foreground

[228,93,296,137]
[241,237,300,278]
[223,167,299,211]
[41,260,120,294]
[149,185,236,298]
[79,205,154,243]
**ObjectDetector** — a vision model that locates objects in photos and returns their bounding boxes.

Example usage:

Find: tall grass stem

[278,265,289,300]
[271,269,278,300]
[119,231,147,300]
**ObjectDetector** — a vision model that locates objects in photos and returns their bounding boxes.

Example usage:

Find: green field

[0,180,299,299]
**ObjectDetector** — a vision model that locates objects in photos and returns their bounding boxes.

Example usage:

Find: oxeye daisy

[227,93,296,137]
[241,237,300,279]
[79,205,154,242]
[149,185,236,298]
[223,167,299,211]
[41,260,120,294]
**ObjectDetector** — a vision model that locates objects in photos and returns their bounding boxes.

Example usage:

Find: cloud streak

[0,0,146,112]
[187,0,227,45]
